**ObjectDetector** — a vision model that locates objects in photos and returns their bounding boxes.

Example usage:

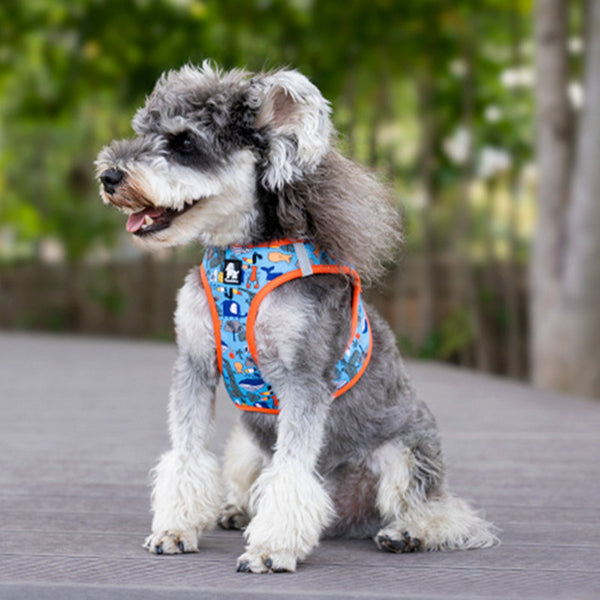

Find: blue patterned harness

[200,240,372,414]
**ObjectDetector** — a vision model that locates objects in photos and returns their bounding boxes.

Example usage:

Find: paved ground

[0,331,599,599]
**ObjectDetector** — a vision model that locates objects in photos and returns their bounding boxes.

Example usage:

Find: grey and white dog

[96,62,497,573]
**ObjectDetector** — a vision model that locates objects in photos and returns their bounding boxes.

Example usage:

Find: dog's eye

[170,133,195,154]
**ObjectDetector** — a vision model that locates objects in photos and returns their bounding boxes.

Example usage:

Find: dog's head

[96,61,332,249]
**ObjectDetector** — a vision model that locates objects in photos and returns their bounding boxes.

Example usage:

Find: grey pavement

[0,331,599,599]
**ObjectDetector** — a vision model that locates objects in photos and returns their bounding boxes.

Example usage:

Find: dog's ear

[249,70,332,190]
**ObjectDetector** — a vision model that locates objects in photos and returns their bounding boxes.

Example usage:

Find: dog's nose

[100,169,124,194]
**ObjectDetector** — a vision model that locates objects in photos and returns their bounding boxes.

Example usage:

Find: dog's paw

[218,504,250,531]
[375,531,422,554]
[236,547,297,574]
[143,529,199,555]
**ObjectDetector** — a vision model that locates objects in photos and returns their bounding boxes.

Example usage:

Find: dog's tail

[418,492,500,551]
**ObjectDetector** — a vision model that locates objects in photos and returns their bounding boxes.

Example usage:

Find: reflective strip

[293,242,314,277]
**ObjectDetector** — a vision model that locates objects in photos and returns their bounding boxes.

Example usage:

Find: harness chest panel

[200,240,372,414]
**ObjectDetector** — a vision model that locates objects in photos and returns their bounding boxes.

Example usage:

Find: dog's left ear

[249,70,332,190]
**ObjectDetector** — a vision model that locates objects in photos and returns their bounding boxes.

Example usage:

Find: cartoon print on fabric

[201,241,372,414]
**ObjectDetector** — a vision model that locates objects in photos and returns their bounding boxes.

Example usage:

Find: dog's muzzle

[100,168,124,195]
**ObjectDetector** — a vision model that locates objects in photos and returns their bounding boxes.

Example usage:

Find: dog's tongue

[126,208,166,233]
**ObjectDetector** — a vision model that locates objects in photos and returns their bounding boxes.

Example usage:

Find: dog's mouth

[125,201,200,236]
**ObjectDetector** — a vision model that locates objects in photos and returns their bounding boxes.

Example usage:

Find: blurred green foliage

[0,0,551,362]
[400,306,474,360]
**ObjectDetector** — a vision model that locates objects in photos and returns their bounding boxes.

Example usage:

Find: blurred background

[1,0,598,398]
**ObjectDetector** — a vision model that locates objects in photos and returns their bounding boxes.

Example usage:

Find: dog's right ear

[248,70,332,191]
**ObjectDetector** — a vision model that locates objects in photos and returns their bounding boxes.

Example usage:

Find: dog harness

[200,240,372,414]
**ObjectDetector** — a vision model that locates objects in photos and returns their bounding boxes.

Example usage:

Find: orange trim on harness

[246,264,371,399]
[200,263,223,374]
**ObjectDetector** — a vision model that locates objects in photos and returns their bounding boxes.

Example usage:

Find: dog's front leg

[237,381,335,573]
[144,272,222,554]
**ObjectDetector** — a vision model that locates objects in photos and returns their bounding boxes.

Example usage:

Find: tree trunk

[505,172,523,378]
[451,25,490,371]
[531,0,572,388]
[558,0,600,395]
[505,0,525,378]
[532,0,600,398]
[415,75,436,349]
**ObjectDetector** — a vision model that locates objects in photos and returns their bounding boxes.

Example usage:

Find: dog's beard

[101,149,259,249]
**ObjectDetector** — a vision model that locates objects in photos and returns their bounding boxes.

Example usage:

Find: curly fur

[268,150,401,282]
[96,61,497,574]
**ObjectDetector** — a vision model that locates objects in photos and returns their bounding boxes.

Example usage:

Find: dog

[96,61,497,573]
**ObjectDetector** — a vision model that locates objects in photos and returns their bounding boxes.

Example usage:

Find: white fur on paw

[144,529,199,555]
[244,459,334,563]
[236,547,297,574]
[150,449,223,536]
